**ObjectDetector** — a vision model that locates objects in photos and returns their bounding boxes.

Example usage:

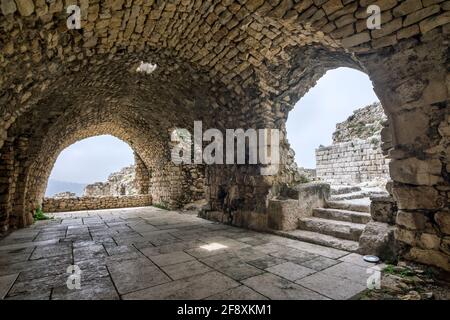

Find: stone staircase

[276,185,387,252]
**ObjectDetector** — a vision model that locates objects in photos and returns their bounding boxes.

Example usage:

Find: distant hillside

[45,180,87,197]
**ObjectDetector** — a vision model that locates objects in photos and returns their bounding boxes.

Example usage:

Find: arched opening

[40,134,154,214]
[286,66,390,191]
[272,66,394,255]
[45,135,135,198]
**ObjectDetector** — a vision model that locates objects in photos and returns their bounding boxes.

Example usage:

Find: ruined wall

[315,103,390,184]
[42,194,152,213]
[52,191,76,199]
[316,139,390,184]
[83,165,138,197]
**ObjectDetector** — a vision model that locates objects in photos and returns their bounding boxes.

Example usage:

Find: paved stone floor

[0,207,381,300]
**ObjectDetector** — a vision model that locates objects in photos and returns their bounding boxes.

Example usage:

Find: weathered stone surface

[0,273,18,299]
[242,273,328,300]
[15,0,34,16]
[84,165,138,197]
[434,210,450,235]
[43,195,152,213]
[150,251,195,267]
[107,259,171,295]
[393,185,445,210]
[267,199,299,230]
[389,158,442,186]
[405,247,450,271]
[0,0,16,15]
[123,271,240,299]
[358,221,397,262]
[370,195,397,224]
[396,210,430,230]
[205,285,268,300]
[297,272,366,300]
[341,32,371,47]
[161,260,212,280]
[316,103,390,184]
[265,262,316,281]
[419,11,450,33]
[52,192,76,199]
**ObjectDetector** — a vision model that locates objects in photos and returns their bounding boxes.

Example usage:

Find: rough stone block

[396,210,430,230]
[15,0,34,16]
[0,0,16,15]
[405,247,450,271]
[267,199,299,231]
[393,185,444,210]
[434,210,450,235]
[389,157,442,186]
[419,11,450,33]
[404,5,441,26]
[358,221,397,262]
[393,0,423,17]
[370,195,397,224]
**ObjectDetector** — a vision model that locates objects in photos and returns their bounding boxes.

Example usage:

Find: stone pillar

[362,31,449,271]
[359,195,397,262]
[134,152,150,195]
[10,137,33,228]
[0,140,16,232]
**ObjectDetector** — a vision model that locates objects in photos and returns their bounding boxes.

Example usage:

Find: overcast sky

[48,67,379,184]
[48,135,135,184]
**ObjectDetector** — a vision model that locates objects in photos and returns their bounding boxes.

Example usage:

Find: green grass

[33,207,51,221]
[383,264,415,278]
[152,202,169,210]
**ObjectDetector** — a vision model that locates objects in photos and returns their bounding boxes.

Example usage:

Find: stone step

[330,185,362,195]
[330,190,387,201]
[274,229,360,252]
[313,208,371,224]
[326,200,370,213]
[298,217,365,241]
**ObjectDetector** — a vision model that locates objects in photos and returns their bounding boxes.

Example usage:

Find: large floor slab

[0,207,380,300]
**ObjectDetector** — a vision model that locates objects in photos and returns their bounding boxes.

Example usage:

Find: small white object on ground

[363,255,380,263]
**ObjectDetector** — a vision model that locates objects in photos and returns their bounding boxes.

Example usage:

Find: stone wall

[315,103,390,184]
[316,139,390,184]
[42,194,152,213]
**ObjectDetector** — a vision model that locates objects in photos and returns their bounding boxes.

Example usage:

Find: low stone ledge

[42,194,152,213]
[267,199,300,231]
[268,182,330,231]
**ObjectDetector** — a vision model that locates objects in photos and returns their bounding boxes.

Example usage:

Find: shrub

[33,207,51,221]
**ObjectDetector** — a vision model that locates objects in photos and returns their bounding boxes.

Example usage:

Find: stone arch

[0,1,448,270]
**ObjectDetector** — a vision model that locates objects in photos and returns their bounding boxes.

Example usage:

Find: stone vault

[0,0,449,271]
